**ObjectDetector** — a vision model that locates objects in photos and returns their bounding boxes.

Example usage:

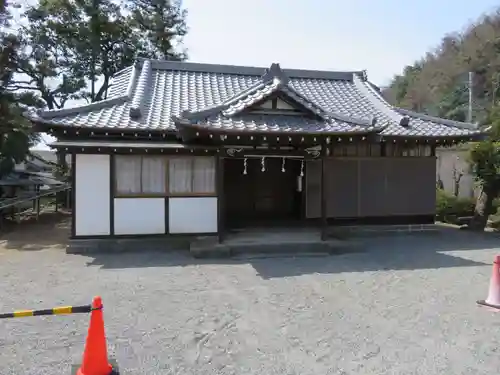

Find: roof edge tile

[222,80,283,117]
[33,62,140,120]
[327,111,378,128]
[395,107,480,131]
[174,120,381,135]
[352,73,404,124]
[34,95,129,120]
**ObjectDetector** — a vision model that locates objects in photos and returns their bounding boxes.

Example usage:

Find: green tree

[0,0,40,178]
[467,107,500,230]
[15,0,188,109]
[14,0,187,206]
[16,0,137,107]
[126,0,188,60]
[383,10,500,121]
[436,84,468,121]
[381,7,500,230]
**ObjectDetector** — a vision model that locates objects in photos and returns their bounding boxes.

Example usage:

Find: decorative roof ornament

[261,63,288,85]
[399,116,410,127]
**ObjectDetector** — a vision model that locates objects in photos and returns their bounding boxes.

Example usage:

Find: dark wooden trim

[109,154,115,236]
[326,214,435,226]
[223,148,312,158]
[177,122,373,146]
[68,214,435,241]
[114,193,217,198]
[34,118,485,146]
[70,152,76,238]
[70,232,218,240]
[252,92,321,119]
[300,159,306,220]
[53,146,221,156]
[164,198,169,234]
[35,121,178,140]
[381,134,483,142]
[320,143,327,241]
[216,155,224,243]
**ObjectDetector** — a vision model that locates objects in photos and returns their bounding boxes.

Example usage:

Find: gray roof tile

[27,59,483,138]
[192,114,374,133]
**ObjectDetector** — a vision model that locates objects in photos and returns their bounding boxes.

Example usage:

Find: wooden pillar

[109,154,115,236]
[32,187,37,211]
[320,142,328,241]
[65,187,70,209]
[216,154,224,243]
[36,186,40,220]
[70,153,76,238]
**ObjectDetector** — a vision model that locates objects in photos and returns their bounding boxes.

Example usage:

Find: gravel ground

[1,226,500,374]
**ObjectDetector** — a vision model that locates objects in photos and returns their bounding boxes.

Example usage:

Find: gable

[255,98,295,110]
[247,95,317,117]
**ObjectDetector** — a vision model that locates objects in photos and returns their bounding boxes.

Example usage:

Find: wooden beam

[320,142,327,241]
[109,154,115,236]
[216,155,224,243]
[70,153,76,238]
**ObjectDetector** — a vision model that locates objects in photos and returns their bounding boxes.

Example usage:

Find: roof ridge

[394,107,479,130]
[129,60,152,119]
[352,73,404,124]
[142,58,361,81]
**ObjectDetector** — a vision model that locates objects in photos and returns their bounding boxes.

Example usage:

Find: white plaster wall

[169,197,218,234]
[436,148,478,198]
[114,198,166,235]
[75,154,110,236]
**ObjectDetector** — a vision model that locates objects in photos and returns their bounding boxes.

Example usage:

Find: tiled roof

[26,59,482,138]
[189,114,372,133]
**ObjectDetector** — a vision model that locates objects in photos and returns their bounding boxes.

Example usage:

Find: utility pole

[492,72,499,108]
[467,71,475,200]
[467,71,473,123]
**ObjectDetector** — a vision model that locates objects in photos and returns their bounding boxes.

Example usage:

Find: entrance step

[228,239,358,258]
[68,237,191,254]
[329,223,441,239]
[189,234,362,259]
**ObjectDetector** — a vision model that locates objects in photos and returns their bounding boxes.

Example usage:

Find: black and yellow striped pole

[0,303,98,319]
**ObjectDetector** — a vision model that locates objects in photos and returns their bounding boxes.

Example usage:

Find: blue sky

[34,0,500,149]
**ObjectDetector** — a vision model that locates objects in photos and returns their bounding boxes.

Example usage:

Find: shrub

[436,189,475,222]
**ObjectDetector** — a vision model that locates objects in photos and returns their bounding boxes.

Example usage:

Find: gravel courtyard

[1,214,500,374]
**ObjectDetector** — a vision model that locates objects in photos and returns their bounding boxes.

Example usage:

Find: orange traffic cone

[477,255,500,311]
[76,297,115,375]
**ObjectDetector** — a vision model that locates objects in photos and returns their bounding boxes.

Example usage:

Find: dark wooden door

[224,157,301,227]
